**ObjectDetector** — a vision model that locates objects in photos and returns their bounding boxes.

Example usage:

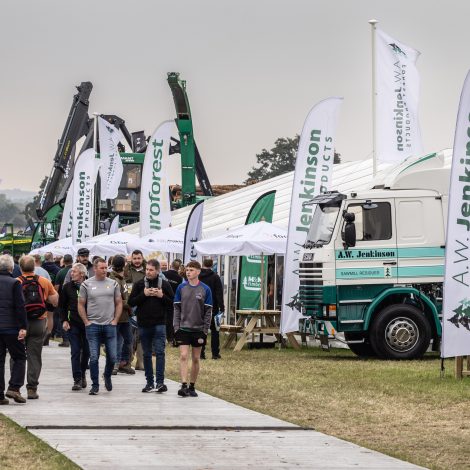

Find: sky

[1,0,469,192]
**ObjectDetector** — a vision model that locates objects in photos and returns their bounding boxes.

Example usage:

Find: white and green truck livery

[298,151,452,359]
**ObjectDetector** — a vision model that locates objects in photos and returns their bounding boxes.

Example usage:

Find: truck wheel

[344,332,377,357]
[370,304,431,359]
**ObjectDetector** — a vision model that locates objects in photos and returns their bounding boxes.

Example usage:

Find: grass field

[0,414,79,470]
[164,345,470,470]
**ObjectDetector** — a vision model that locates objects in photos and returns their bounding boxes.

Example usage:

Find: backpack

[20,275,47,319]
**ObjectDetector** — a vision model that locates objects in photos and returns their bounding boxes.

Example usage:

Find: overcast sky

[1,0,468,191]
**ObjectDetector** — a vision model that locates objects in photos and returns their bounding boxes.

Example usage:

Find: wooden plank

[233,316,258,351]
[456,356,464,379]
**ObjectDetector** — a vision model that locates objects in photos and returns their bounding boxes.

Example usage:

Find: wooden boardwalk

[2,343,425,469]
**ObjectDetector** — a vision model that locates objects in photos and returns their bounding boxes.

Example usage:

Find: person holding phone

[128,259,174,393]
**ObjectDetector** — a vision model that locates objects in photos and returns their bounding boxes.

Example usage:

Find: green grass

[165,345,470,470]
[0,414,80,470]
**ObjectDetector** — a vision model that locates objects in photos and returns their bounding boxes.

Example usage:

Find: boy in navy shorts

[173,261,212,397]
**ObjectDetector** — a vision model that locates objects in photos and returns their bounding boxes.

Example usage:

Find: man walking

[199,258,225,360]
[109,255,134,375]
[17,255,58,399]
[174,261,212,397]
[78,258,122,395]
[128,259,173,393]
[0,255,27,404]
[53,253,73,347]
[60,263,90,391]
[64,248,94,284]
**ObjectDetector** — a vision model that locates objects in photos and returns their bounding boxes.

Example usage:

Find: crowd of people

[0,247,225,403]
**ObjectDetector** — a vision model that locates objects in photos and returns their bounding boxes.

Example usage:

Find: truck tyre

[369,304,431,359]
[344,332,377,357]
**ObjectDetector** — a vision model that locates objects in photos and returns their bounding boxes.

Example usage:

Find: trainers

[177,385,190,397]
[112,365,119,376]
[89,385,99,395]
[118,364,135,375]
[142,384,155,393]
[155,383,168,393]
[27,388,39,400]
[6,389,26,403]
[200,353,206,360]
[188,387,198,397]
[58,340,70,347]
[81,377,87,389]
[212,354,222,360]
[72,380,82,391]
[0,397,9,405]
[104,375,113,391]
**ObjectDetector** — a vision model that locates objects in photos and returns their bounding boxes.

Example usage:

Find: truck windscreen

[305,204,340,247]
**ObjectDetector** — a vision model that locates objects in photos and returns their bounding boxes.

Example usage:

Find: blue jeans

[68,323,90,382]
[139,325,166,386]
[116,322,133,363]
[85,324,117,387]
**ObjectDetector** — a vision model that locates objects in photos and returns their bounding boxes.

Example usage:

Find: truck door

[395,196,445,284]
[335,200,398,285]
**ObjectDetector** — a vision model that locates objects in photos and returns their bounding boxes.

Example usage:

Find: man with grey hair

[0,255,27,404]
[60,263,89,391]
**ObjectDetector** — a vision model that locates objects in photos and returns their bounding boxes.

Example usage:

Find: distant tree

[23,176,48,222]
[245,136,341,183]
[0,194,27,229]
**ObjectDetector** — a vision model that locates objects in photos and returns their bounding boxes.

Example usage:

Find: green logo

[389,43,407,57]
[448,298,470,330]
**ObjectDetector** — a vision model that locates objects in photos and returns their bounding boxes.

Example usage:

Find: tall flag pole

[139,120,174,237]
[441,70,470,358]
[237,190,276,310]
[374,25,423,165]
[369,19,378,177]
[281,97,343,335]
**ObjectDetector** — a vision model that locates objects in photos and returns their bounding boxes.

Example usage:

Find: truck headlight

[303,253,314,261]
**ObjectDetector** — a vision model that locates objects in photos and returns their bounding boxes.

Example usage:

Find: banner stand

[455,356,470,379]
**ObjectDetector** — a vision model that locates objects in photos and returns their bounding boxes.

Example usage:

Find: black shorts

[175,330,206,348]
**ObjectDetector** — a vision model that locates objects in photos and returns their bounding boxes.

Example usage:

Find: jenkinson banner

[238,191,276,310]
[59,187,73,239]
[441,70,470,358]
[184,200,204,264]
[98,117,123,201]
[139,120,173,237]
[376,28,423,164]
[281,97,342,334]
[71,149,98,245]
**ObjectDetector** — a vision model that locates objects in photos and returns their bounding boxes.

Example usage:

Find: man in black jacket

[198,258,225,360]
[128,259,174,393]
[0,254,27,404]
[60,263,90,391]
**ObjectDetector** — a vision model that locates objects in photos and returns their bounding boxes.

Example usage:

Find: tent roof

[122,152,450,238]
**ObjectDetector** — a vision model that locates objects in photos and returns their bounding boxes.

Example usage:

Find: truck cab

[298,151,450,359]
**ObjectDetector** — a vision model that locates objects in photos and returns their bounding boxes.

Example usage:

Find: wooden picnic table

[221,310,300,351]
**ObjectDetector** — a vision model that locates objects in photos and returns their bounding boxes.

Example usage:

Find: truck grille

[299,262,323,314]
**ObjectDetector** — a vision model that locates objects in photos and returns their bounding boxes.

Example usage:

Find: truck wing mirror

[342,211,356,248]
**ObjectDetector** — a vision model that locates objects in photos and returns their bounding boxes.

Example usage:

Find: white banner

[376,28,423,163]
[59,187,73,239]
[71,149,98,245]
[184,200,204,264]
[108,215,120,234]
[139,120,173,237]
[281,97,343,334]
[98,117,123,201]
[441,70,470,357]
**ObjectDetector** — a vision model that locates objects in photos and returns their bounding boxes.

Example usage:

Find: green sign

[238,191,275,310]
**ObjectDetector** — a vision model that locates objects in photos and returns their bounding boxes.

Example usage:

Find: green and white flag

[376,28,423,163]
[140,120,174,237]
[441,70,470,358]
[238,191,276,310]
[281,97,342,334]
